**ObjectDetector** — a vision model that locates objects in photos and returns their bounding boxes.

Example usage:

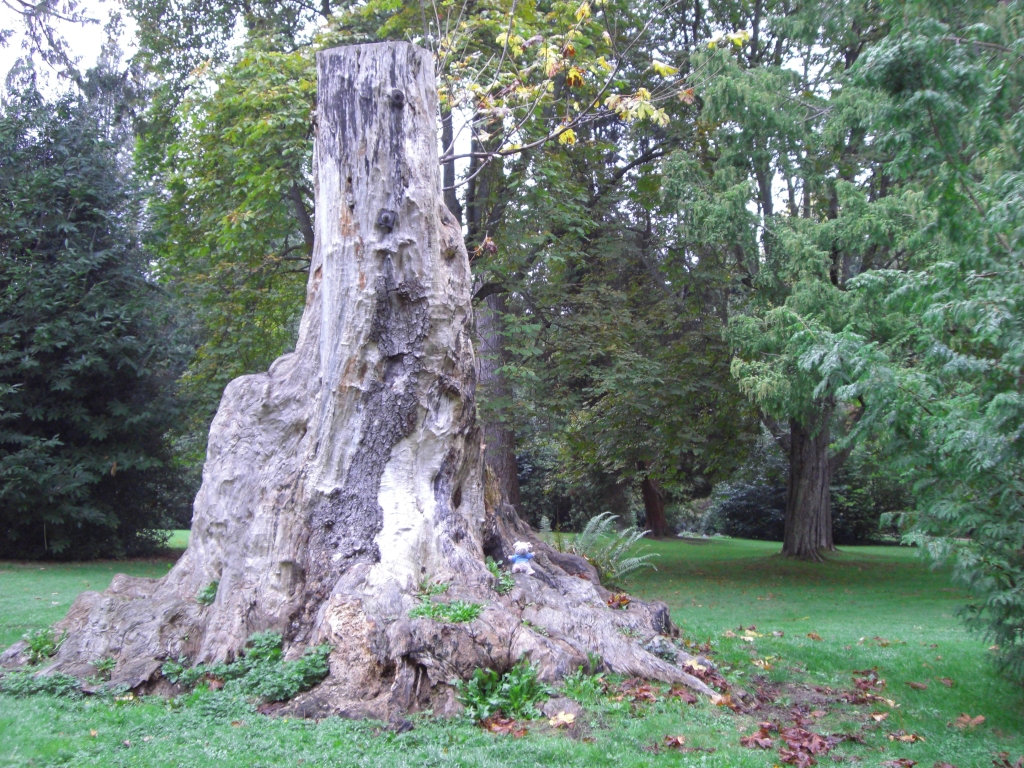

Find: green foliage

[161,631,329,703]
[560,666,607,706]
[0,65,190,559]
[22,627,66,665]
[196,581,219,606]
[415,579,450,598]
[408,600,483,624]
[485,557,515,596]
[91,657,116,680]
[453,660,552,722]
[569,512,658,586]
[0,669,82,698]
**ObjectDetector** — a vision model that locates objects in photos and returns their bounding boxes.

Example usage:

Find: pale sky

[0,0,136,92]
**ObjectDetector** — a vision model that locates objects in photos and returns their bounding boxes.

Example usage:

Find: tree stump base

[2,42,714,718]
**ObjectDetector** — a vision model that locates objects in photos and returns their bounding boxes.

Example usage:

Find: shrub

[569,512,658,586]
[453,660,552,721]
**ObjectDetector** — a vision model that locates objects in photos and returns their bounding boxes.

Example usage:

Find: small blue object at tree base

[510,541,535,576]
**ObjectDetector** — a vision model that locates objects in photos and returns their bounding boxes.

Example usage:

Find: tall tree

[0,62,189,558]
[663,0,892,558]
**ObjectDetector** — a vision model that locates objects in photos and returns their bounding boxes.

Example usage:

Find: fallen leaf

[122,740,131,748]
[888,731,925,742]
[752,658,773,671]
[481,714,528,737]
[663,735,687,748]
[881,760,917,768]
[742,636,755,643]
[932,763,957,768]
[143,736,153,742]
[906,681,928,690]
[548,711,576,728]
[723,629,737,638]
[667,685,697,704]
[89,730,98,738]
[953,714,984,730]
[772,630,785,637]
[710,693,734,708]
[807,632,823,641]
[871,712,890,722]
[230,720,245,727]
[683,659,707,673]
[740,727,773,749]
[936,678,955,687]
[810,709,827,718]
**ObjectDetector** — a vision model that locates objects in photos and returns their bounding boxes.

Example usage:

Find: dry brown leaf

[663,735,687,748]
[809,709,827,718]
[871,711,889,722]
[807,632,823,641]
[772,630,785,637]
[881,760,917,768]
[953,714,984,730]
[723,629,737,638]
[906,681,929,690]
[888,731,925,743]
[89,730,98,738]
[932,762,957,768]
[936,677,955,687]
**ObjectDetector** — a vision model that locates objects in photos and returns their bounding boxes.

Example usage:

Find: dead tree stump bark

[3,42,713,718]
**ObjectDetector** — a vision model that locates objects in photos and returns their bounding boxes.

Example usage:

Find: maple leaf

[557,129,577,146]
[740,727,773,749]
[870,712,889,722]
[806,632,823,641]
[481,715,528,737]
[663,735,686,748]
[548,712,576,728]
[906,681,928,690]
[667,686,697,704]
[887,731,925,742]
[678,88,695,104]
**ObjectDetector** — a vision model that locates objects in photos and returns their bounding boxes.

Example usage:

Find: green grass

[1,538,1022,767]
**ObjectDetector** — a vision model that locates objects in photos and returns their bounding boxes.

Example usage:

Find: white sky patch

[0,0,136,93]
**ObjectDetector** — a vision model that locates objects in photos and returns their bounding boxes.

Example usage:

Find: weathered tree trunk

[639,472,669,538]
[3,43,713,716]
[477,292,522,511]
[781,405,835,561]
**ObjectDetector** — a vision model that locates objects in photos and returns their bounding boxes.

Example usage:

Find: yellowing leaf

[684,659,707,672]
[574,1,591,21]
[727,30,752,46]
[652,60,678,77]
[597,56,613,72]
[549,711,576,727]
[678,88,695,104]
[558,128,577,146]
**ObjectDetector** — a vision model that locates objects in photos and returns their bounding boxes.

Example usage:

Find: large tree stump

[3,42,713,717]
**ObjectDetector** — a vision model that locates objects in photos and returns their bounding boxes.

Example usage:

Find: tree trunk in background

[782,405,835,561]
[4,43,716,714]
[476,292,521,511]
[640,473,669,538]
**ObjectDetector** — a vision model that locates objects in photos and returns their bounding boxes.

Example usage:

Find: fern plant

[570,512,658,587]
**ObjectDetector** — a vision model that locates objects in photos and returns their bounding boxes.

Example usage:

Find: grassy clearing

[0,537,1022,767]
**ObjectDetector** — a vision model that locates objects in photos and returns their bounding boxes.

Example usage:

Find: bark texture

[781,406,835,561]
[2,43,713,717]
[476,291,522,511]
[639,473,669,538]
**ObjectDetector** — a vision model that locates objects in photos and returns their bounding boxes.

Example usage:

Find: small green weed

[0,669,82,698]
[416,578,450,597]
[520,618,549,636]
[561,666,607,706]
[196,580,219,606]
[408,599,482,623]
[161,631,330,703]
[22,626,66,665]
[453,659,552,721]
[486,557,515,595]
[92,656,116,680]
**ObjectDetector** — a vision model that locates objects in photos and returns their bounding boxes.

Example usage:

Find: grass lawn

[1,535,1022,767]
